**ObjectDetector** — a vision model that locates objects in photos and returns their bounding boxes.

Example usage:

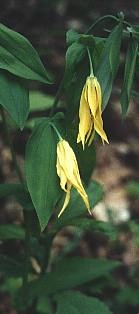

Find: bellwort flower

[77,75,109,149]
[56,139,91,217]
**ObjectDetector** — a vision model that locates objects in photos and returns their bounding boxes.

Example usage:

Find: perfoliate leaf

[0,23,52,84]
[25,118,61,231]
[64,42,85,87]
[0,71,29,129]
[55,291,112,314]
[66,29,81,46]
[120,38,138,115]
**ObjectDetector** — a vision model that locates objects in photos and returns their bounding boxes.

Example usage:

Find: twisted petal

[56,155,67,192]
[87,77,98,118]
[58,181,72,217]
[94,77,101,111]
[87,76,109,145]
[94,111,109,144]
[77,83,92,149]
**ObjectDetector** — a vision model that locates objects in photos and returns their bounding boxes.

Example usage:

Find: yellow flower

[56,139,91,217]
[77,76,109,149]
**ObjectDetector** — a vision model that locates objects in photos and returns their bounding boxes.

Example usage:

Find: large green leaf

[0,23,52,84]
[28,257,120,298]
[0,224,25,240]
[0,71,29,129]
[120,38,138,115]
[25,118,61,231]
[96,22,123,109]
[55,291,112,314]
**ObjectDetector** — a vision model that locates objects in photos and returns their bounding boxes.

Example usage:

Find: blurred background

[0,1,139,313]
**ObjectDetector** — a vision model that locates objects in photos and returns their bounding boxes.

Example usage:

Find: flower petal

[77,84,92,149]
[58,181,72,217]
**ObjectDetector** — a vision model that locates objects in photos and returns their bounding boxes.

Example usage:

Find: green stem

[85,14,131,34]
[85,15,119,34]
[0,107,24,185]
[87,48,94,76]
[49,122,62,140]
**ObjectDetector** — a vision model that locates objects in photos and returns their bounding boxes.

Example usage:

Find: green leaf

[64,42,85,86]
[0,71,29,129]
[0,224,25,240]
[120,38,138,115]
[55,291,112,314]
[29,91,54,112]
[96,22,123,109]
[28,257,120,298]
[0,23,52,84]
[25,118,61,231]
[66,29,81,46]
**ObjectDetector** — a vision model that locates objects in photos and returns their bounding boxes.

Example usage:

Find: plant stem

[49,122,62,140]
[0,107,24,185]
[85,14,131,34]
[87,48,94,76]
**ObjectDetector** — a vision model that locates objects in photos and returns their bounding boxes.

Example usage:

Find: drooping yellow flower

[56,139,91,217]
[77,75,109,149]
